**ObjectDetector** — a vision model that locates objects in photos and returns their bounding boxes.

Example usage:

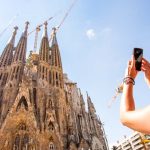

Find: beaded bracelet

[123,76,135,85]
[123,76,135,82]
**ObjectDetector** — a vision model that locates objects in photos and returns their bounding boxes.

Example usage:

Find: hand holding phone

[133,48,143,71]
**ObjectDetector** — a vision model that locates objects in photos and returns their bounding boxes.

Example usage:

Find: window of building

[18,123,26,130]
[46,68,48,81]
[49,144,54,149]
[53,72,55,86]
[16,96,28,111]
[49,99,53,109]
[49,143,55,150]
[13,123,30,150]
[0,73,2,80]
[48,122,54,131]
[49,71,52,84]
[56,72,59,87]
[59,74,62,88]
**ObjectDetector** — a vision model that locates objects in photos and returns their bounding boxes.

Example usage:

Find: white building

[111,132,150,150]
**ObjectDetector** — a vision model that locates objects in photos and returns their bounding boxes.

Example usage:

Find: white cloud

[86,29,96,40]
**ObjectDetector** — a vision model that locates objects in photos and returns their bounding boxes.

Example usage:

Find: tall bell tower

[0,22,29,123]
[0,26,18,116]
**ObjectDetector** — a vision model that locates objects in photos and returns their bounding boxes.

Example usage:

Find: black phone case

[133,48,143,71]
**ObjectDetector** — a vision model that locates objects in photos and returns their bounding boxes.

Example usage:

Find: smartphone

[133,48,143,71]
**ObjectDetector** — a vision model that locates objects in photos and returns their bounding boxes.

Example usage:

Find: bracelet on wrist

[123,76,135,85]
[124,76,135,82]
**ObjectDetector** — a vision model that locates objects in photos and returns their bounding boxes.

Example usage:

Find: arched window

[33,88,37,109]
[56,72,59,87]
[14,134,20,150]
[59,74,62,88]
[39,65,41,78]
[18,123,26,130]
[54,49,57,66]
[13,124,30,150]
[77,114,82,133]
[0,73,2,80]
[16,96,28,111]
[49,143,55,150]
[49,99,53,109]
[48,122,54,131]
[46,68,48,81]
[53,72,55,86]
[21,133,29,148]
[42,66,44,79]
[49,71,52,84]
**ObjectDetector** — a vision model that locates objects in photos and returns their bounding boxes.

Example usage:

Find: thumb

[131,55,135,67]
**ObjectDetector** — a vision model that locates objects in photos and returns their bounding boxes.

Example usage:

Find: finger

[142,57,148,62]
[127,60,132,66]
[141,64,148,71]
[142,58,150,65]
[141,67,146,72]
[131,55,135,67]
[142,61,150,69]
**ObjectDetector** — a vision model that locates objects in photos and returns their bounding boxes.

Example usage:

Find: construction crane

[0,14,18,38]
[28,16,54,36]
[49,0,79,42]
[29,0,79,52]
[108,83,123,108]
[33,26,41,52]
[28,16,55,52]
[56,0,79,31]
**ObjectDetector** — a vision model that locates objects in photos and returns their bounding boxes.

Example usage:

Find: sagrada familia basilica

[0,21,108,150]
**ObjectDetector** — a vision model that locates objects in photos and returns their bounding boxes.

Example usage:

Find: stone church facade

[0,21,108,150]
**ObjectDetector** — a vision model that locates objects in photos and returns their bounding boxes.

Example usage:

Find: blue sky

[1,0,150,147]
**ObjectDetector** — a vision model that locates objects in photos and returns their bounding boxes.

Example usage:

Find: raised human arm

[120,56,150,134]
[120,83,150,133]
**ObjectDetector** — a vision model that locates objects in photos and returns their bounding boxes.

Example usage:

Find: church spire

[7,21,29,84]
[42,21,48,38]
[39,21,49,62]
[79,88,85,107]
[87,92,96,115]
[7,26,18,45]
[0,26,18,67]
[86,92,99,137]
[22,21,29,37]
[50,27,58,46]
[48,28,64,88]
[0,22,29,122]
[12,21,29,62]
[50,27,62,69]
